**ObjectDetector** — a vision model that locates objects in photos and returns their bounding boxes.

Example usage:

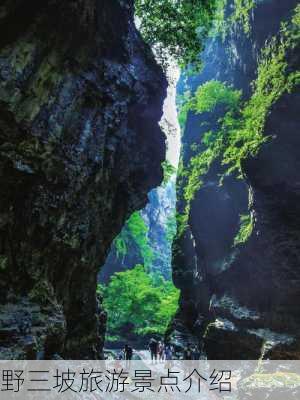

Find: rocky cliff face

[171,0,300,359]
[142,180,176,279]
[100,179,176,283]
[0,0,167,359]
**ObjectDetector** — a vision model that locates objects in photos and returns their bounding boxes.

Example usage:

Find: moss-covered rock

[171,0,300,358]
[0,0,167,359]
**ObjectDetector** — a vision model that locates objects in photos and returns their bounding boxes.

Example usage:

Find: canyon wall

[100,180,176,283]
[171,0,300,359]
[0,0,167,359]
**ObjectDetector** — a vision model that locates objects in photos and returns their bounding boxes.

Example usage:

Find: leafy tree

[192,80,242,113]
[115,211,154,268]
[101,265,179,340]
[127,212,154,268]
[135,0,218,68]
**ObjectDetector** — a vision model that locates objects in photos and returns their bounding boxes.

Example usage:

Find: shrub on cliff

[115,211,154,268]
[176,4,300,235]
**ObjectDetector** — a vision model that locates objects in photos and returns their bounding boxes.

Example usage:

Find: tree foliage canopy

[135,0,217,68]
[100,264,179,340]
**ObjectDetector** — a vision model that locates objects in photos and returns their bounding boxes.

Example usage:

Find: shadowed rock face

[170,0,300,359]
[0,0,167,359]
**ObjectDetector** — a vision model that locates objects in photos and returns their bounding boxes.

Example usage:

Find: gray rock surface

[0,0,167,359]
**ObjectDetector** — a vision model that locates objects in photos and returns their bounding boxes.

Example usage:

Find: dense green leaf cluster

[210,0,256,38]
[234,213,254,246]
[162,160,176,186]
[192,80,242,113]
[99,265,179,340]
[135,0,218,68]
[115,212,154,268]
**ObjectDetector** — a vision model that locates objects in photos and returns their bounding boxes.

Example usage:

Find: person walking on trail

[149,338,158,362]
[164,343,173,361]
[158,341,164,362]
[164,343,174,368]
[124,344,133,361]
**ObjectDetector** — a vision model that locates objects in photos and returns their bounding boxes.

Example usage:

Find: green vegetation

[210,0,256,38]
[234,213,253,246]
[230,0,256,34]
[115,212,154,268]
[176,81,241,232]
[192,79,242,113]
[115,236,127,258]
[165,212,177,244]
[135,0,218,68]
[223,6,300,175]
[99,264,179,340]
[177,90,193,129]
[162,160,176,186]
[135,0,257,66]
[177,6,300,235]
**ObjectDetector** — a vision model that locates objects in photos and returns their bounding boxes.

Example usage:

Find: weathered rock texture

[0,0,167,359]
[171,0,300,359]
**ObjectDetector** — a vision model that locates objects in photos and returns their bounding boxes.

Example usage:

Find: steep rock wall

[0,0,167,359]
[100,179,176,283]
[171,0,300,359]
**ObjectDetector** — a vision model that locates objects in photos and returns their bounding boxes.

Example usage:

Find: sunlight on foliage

[135,0,218,69]
[115,212,154,268]
[192,80,242,113]
[210,0,256,38]
[230,0,256,34]
[115,237,127,258]
[181,82,241,221]
[234,213,254,246]
[177,5,300,236]
[100,265,179,340]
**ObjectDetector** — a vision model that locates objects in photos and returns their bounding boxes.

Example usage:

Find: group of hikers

[149,339,201,361]
[148,338,173,361]
[118,339,201,361]
[120,344,133,361]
